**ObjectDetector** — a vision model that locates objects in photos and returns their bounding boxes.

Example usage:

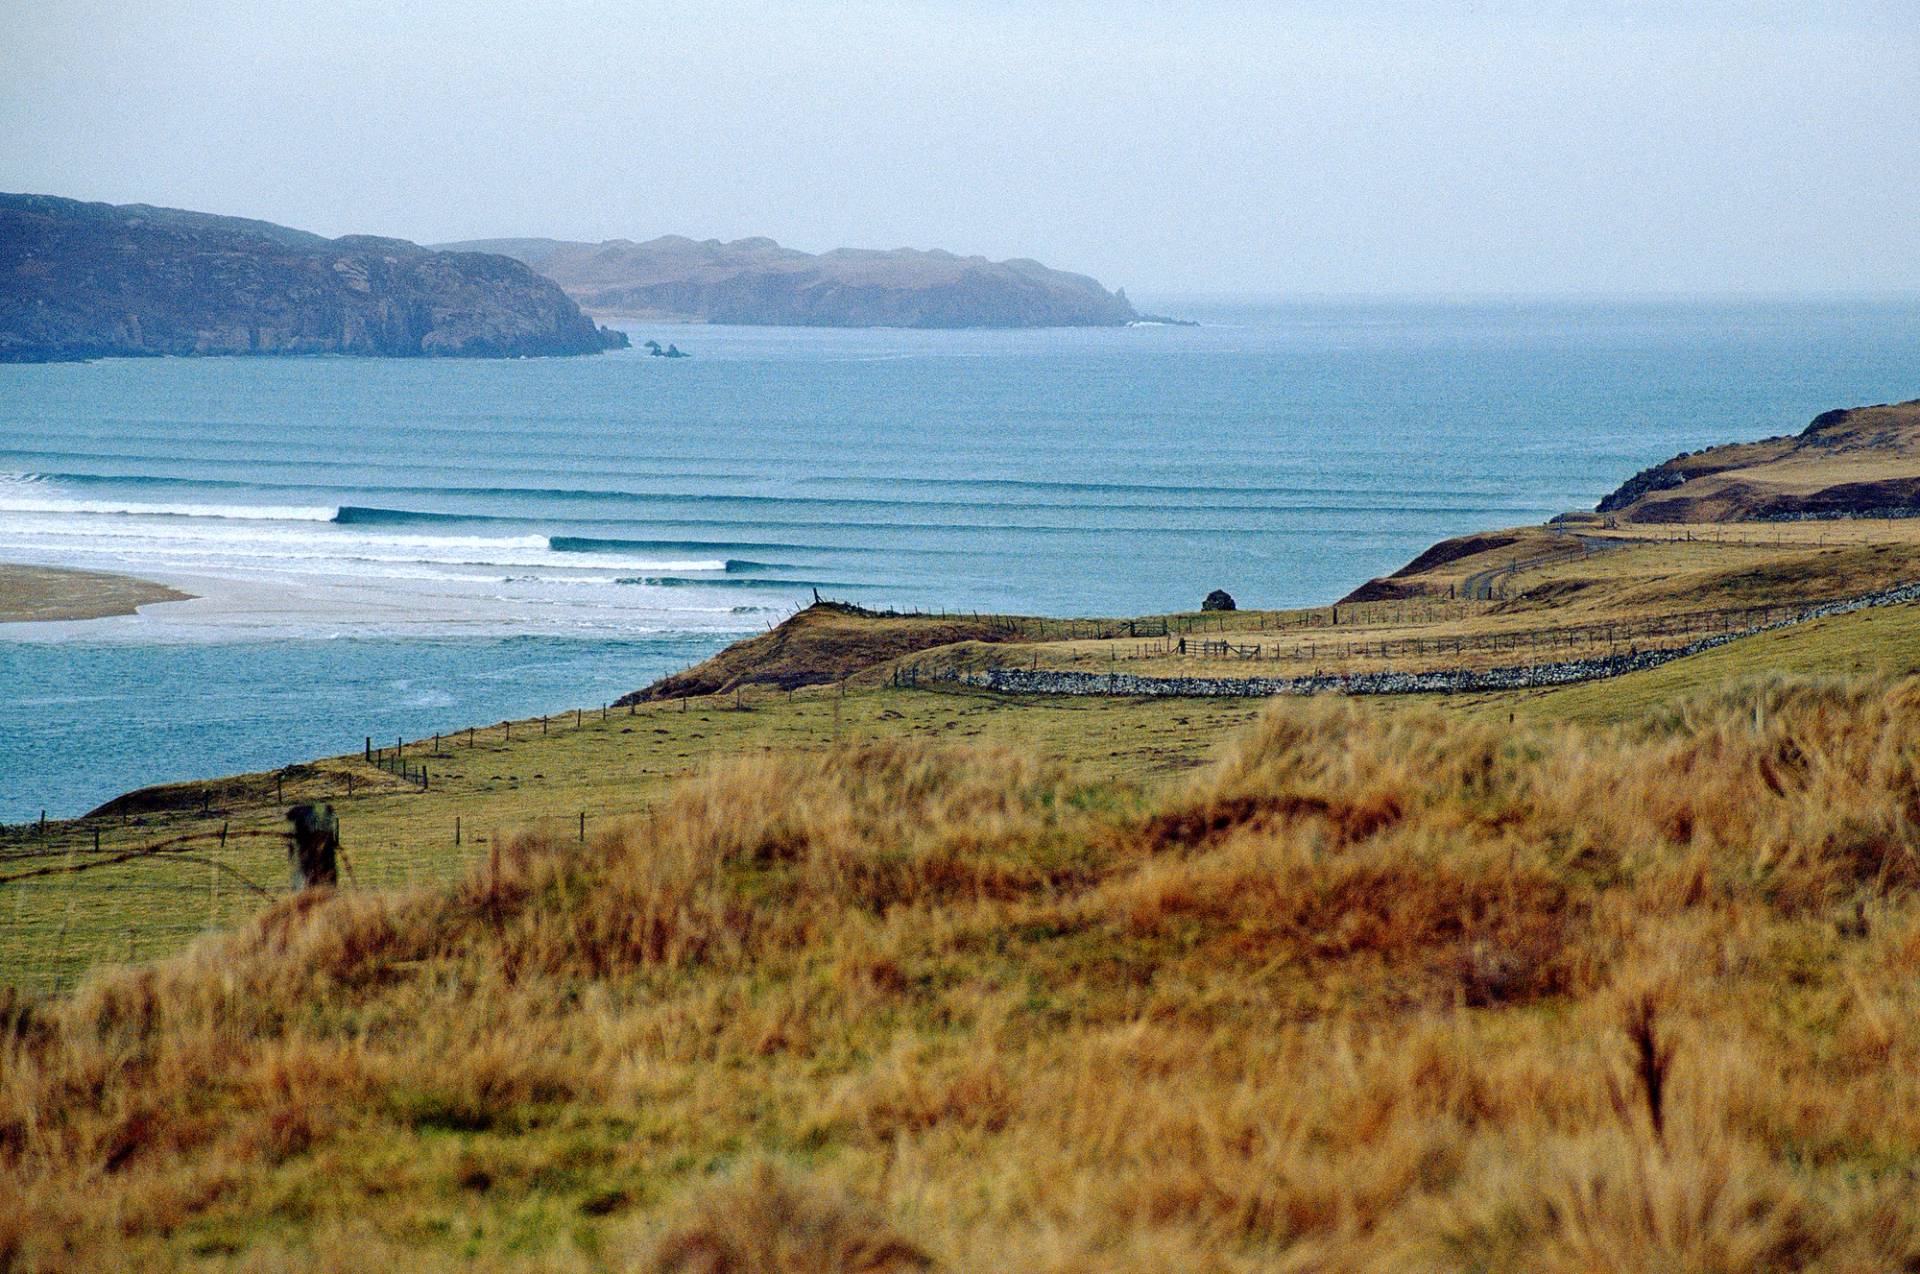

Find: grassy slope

[17,584,1920,996]
[10,679,1920,1270]
[1485,598,1920,727]
[1605,399,1920,522]
[615,605,1023,701]
[0,685,1266,995]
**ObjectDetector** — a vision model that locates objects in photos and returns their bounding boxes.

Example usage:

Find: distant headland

[0,193,628,362]
[435,233,1174,329]
[1583,400,1920,524]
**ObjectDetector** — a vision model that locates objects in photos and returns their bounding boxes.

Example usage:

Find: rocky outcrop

[0,193,628,361]
[437,234,1141,328]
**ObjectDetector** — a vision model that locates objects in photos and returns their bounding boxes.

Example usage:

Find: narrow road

[1462,533,1621,601]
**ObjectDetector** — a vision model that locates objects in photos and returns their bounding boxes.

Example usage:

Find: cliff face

[0,194,628,361]
[437,234,1140,328]
[1595,401,1920,523]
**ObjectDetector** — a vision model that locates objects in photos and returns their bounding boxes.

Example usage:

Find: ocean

[4,297,1918,818]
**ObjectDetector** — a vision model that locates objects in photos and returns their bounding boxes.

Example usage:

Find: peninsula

[0,563,190,622]
[0,194,628,362]
[1591,399,1920,523]
[435,233,1145,328]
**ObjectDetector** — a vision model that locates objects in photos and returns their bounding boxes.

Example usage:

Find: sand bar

[0,563,193,623]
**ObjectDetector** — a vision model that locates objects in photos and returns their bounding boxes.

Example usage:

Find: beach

[0,562,192,623]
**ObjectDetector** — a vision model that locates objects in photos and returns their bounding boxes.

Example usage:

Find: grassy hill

[9,672,1920,1269]
[1596,399,1920,523]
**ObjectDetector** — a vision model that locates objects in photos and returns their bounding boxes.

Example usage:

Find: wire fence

[0,787,671,998]
[0,693,700,998]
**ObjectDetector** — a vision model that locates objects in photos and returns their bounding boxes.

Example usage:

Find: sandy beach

[0,563,194,623]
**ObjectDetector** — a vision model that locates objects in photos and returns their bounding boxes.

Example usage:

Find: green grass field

[12,590,1920,996]
[0,683,1269,994]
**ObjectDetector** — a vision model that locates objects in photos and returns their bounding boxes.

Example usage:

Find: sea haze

[4,297,1920,817]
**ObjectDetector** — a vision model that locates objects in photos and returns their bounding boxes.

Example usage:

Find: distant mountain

[0,194,628,362]
[434,234,1142,328]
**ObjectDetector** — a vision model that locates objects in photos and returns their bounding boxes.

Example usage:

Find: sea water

[4,298,1919,817]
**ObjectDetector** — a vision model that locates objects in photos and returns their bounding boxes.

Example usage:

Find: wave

[549,537,794,573]
[0,470,1546,520]
[0,517,728,574]
[616,576,861,590]
[332,505,481,527]
[0,493,338,522]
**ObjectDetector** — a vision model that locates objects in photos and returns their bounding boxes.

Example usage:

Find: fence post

[365,737,372,761]
[455,815,461,846]
[579,811,586,843]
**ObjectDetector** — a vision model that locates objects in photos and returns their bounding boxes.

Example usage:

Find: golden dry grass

[9,677,1920,1270]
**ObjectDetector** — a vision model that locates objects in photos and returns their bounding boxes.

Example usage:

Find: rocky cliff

[0,194,628,361]
[436,234,1140,328]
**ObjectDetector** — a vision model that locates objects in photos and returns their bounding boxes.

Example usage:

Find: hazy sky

[5,1,1916,296]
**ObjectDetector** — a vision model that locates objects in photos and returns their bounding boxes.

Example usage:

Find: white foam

[0,512,725,574]
[0,494,339,522]
[0,476,778,638]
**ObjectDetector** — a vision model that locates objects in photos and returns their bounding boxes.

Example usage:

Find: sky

[3,0,1917,297]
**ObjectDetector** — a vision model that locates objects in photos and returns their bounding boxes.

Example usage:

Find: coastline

[0,562,194,623]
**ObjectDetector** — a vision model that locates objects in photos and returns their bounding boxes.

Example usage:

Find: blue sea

[4,298,1919,818]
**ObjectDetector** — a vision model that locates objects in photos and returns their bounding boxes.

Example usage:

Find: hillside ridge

[0,193,629,361]
[1594,399,1920,523]
[435,233,1144,328]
